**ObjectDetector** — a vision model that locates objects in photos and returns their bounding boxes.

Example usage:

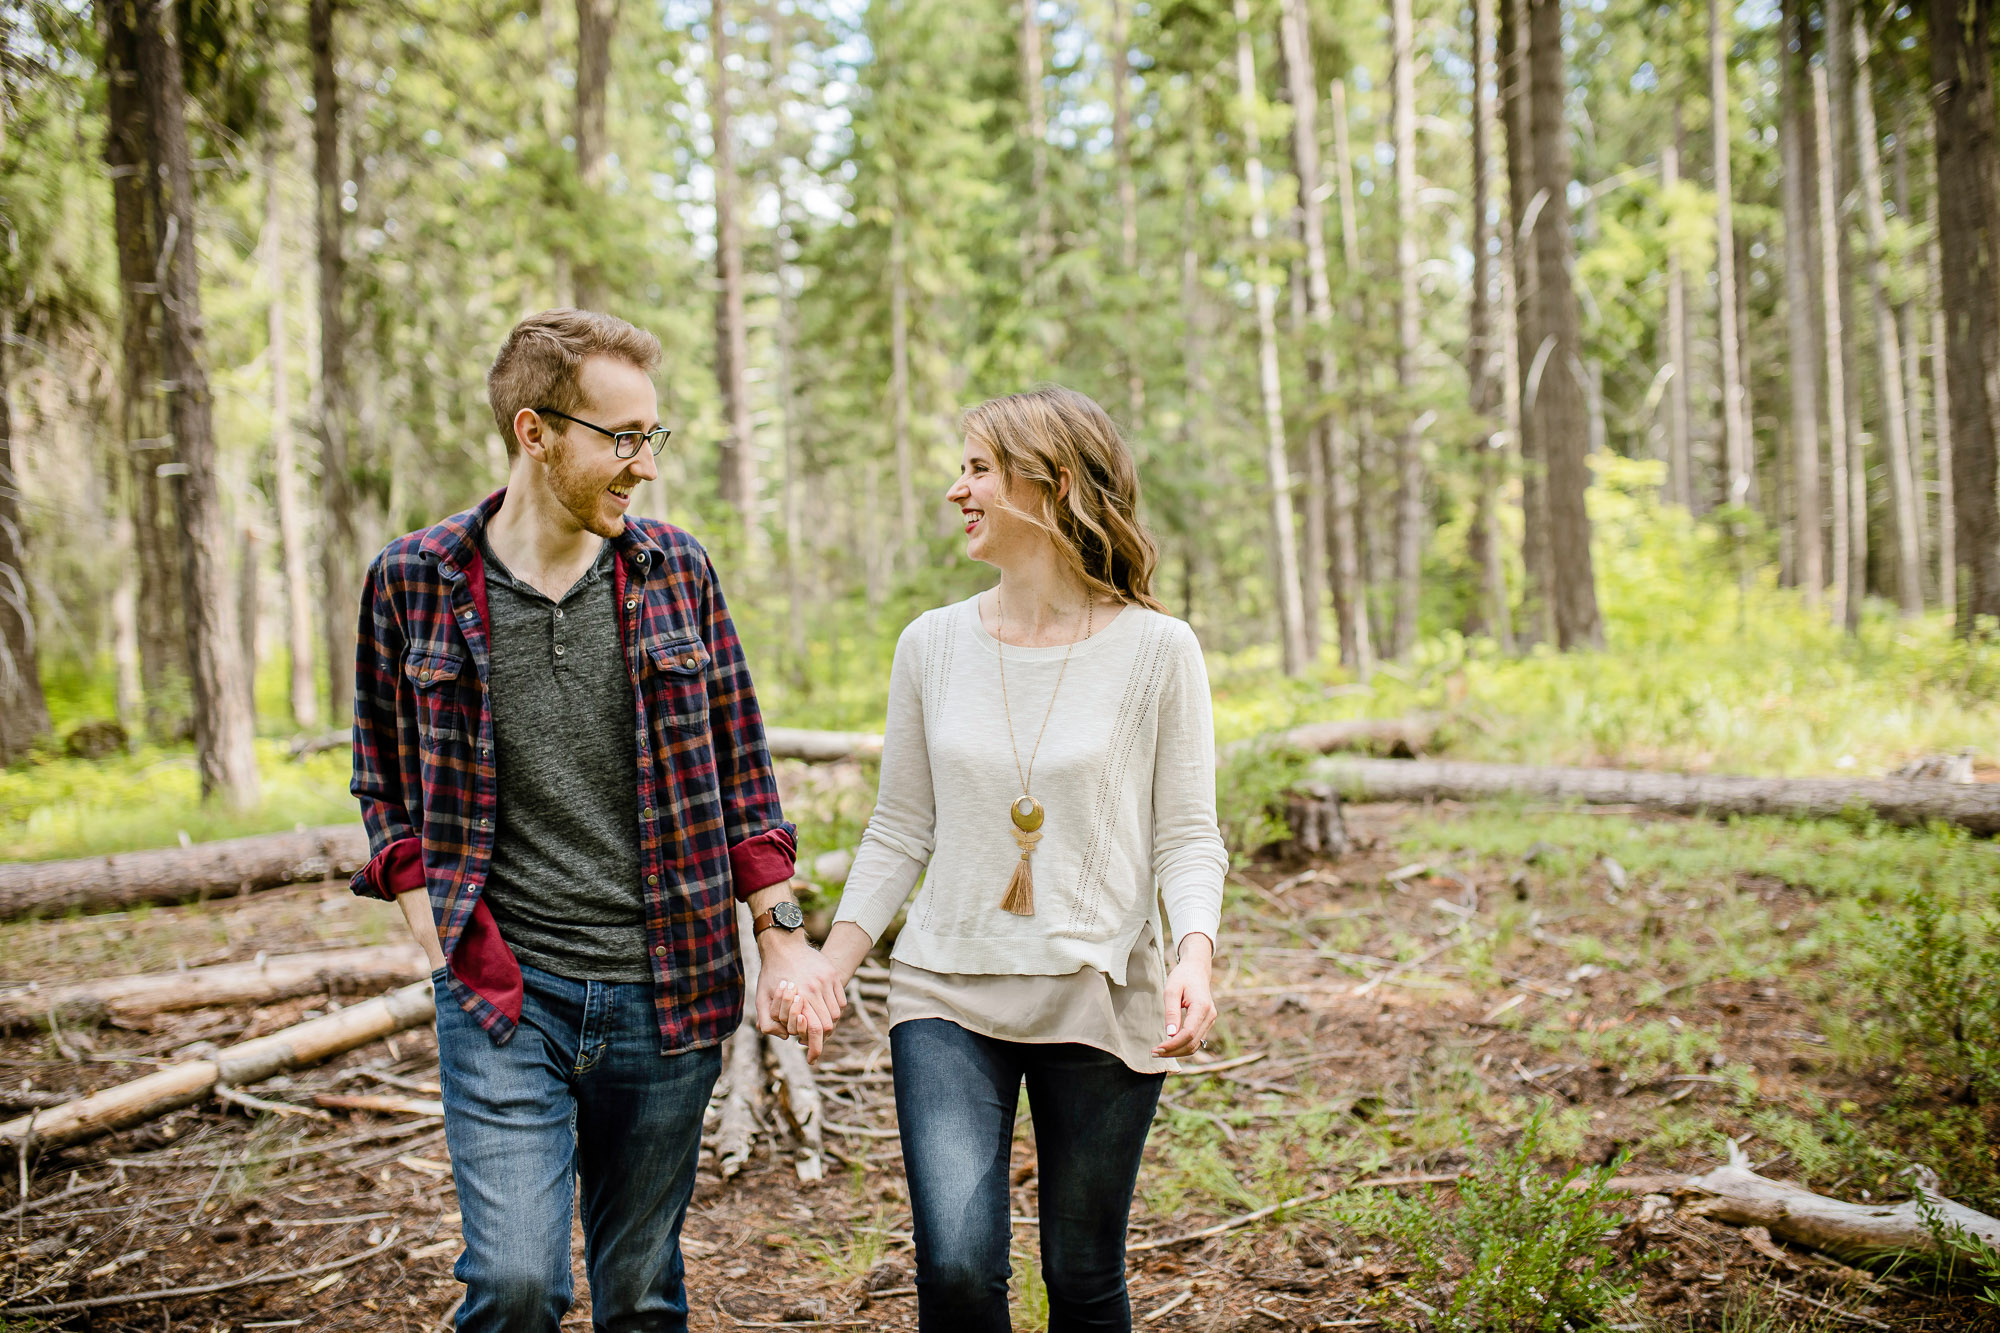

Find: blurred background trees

[1,0,1996,796]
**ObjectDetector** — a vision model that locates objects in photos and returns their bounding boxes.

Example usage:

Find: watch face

[772,900,805,930]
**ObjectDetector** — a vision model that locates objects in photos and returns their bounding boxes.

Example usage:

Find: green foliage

[1371,1110,1639,1332]
[1863,864,2000,1102]
[1214,743,1316,860]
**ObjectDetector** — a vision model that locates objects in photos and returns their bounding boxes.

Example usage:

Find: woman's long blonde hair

[961,385,1166,612]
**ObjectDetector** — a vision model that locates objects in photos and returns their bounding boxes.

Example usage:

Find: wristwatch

[752,899,805,937]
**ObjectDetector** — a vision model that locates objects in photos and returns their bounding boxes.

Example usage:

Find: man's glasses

[535,407,672,459]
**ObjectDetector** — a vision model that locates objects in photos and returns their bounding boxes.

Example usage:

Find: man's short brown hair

[486,308,663,459]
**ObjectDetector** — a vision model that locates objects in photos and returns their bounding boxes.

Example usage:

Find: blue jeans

[435,963,722,1333]
[891,1018,1165,1333]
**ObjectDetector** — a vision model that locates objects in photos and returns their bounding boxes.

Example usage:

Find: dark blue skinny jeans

[435,962,721,1333]
[891,1017,1165,1333]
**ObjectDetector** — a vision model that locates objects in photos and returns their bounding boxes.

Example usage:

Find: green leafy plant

[1870,867,2000,1101]
[1377,1109,1640,1332]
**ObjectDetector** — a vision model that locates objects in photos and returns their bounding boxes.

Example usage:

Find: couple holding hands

[350,307,1228,1332]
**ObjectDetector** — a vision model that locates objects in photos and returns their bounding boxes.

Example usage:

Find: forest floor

[2,799,1995,1332]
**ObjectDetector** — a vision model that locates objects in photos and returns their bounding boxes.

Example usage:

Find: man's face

[539,354,662,538]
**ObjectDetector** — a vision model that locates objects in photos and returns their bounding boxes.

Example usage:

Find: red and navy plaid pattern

[350,489,796,1053]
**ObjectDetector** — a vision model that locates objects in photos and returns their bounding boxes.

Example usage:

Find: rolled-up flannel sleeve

[698,551,798,899]
[349,555,424,901]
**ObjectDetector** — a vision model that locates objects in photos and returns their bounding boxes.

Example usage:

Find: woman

[815,385,1228,1331]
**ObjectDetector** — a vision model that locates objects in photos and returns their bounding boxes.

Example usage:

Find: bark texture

[1466,0,1513,652]
[1308,756,2000,834]
[1814,65,1854,627]
[1500,0,1554,645]
[0,312,50,763]
[572,0,618,311]
[1234,0,1309,676]
[0,825,370,921]
[311,0,358,722]
[1930,0,2000,630]
[1389,0,1423,660]
[1525,0,1600,649]
[138,0,259,807]
[1780,0,1822,604]
[0,945,429,1031]
[711,0,759,536]
[263,139,319,730]
[1709,0,1750,505]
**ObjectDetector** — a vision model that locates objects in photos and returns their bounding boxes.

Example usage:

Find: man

[349,308,843,1331]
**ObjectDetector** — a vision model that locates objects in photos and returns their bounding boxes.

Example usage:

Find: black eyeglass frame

[534,407,672,459]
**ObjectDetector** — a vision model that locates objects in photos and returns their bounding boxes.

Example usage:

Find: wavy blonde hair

[961,385,1166,612]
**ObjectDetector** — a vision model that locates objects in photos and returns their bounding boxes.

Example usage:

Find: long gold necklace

[994,591,1093,916]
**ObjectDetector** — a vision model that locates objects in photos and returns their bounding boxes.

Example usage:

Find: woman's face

[946,436,1035,567]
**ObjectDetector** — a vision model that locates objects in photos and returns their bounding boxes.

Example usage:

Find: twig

[1127,1174,1461,1253]
[822,1120,900,1140]
[1170,1051,1268,1077]
[46,1005,81,1062]
[216,1085,333,1120]
[1766,1282,1891,1329]
[1142,1286,1194,1321]
[711,1296,871,1327]
[0,1175,108,1223]
[2,1228,404,1316]
[1351,934,1484,998]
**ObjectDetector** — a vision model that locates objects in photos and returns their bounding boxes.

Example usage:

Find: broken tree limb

[731,900,826,1184]
[1611,1144,2000,1267]
[713,903,767,1180]
[0,944,431,1031]
[0,824,371,920]
[1309,756,2000,835]
[0,979,437,1154]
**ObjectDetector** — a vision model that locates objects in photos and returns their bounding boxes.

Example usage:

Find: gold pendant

[1001,794,1042,915]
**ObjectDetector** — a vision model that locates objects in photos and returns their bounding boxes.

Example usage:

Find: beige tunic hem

[886,921,1179,1075]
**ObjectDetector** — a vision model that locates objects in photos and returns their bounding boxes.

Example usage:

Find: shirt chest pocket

[642,634,709,735]
[404,649,471,752]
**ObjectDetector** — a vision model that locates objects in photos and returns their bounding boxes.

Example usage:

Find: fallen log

[1310,756,2000,836]
[312,1092,446,1117]
[0,824,371,920]
[1612,1144,2000,1267]
[1221,713,1444,760]
[0,979,437,1154]
[765,726,885,763]
[0,944,431,1031]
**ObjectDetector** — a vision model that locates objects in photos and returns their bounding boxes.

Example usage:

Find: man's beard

[546,436,629,538]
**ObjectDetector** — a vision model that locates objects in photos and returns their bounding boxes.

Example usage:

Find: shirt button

[654,944,667,957]
[625,599,638,611]
[554,645,565,656]
[642,807,654,820]
[479,818,491,829]
[647,874,659,886]
[418,668,432,681]
[683,656,698,668]
[555,609,564,620]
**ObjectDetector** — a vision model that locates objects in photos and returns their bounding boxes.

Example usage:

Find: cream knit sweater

[832,594,1228,983]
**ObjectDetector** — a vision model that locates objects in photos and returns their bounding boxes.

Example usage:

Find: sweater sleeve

[1152,623,1228,949]
[831,619,935,942]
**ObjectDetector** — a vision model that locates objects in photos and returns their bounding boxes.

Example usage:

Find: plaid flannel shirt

[349,489,796,1052]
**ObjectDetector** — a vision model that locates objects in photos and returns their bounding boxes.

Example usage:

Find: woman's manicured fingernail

[1166,1024,1179,1036]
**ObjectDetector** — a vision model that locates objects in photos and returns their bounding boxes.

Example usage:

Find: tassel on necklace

[1001,796,1043,916]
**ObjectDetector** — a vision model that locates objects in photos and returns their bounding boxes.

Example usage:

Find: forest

[5,0,2000,1328]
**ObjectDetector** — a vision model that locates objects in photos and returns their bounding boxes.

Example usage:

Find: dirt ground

[2,801,1991,1330]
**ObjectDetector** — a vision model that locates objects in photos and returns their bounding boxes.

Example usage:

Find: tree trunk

[1814,65,1855,629]
[1328,76,1377,665]
[1709,0,1749,506]
[1307,755,2000,835]
[264,140,320,731]
[1929,0,2000,632]
[237,525,260,720]
[1525,0,1600,650]
[1779,0,1822,606]
[103,0,181,741]
[1021,0,1052,278]
[0,317,50,764]
[1893,115,1930,593]
[1111,0,1143,426]
[572,0,618,311]
[1850,12,1923,614]
[1279,11,1369,676]
[1931,234,1956,618]
[138,0,259,808]
[1826,0,1868,629]
[1663,116,1696,512]
[1235,0,1309,676]
[711,0,758,541]
[1388,0,1423,659]
[1500,0,1553,646]
[889,208,917,568]
[310,0,357,726]
[1465,0,1512,651]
